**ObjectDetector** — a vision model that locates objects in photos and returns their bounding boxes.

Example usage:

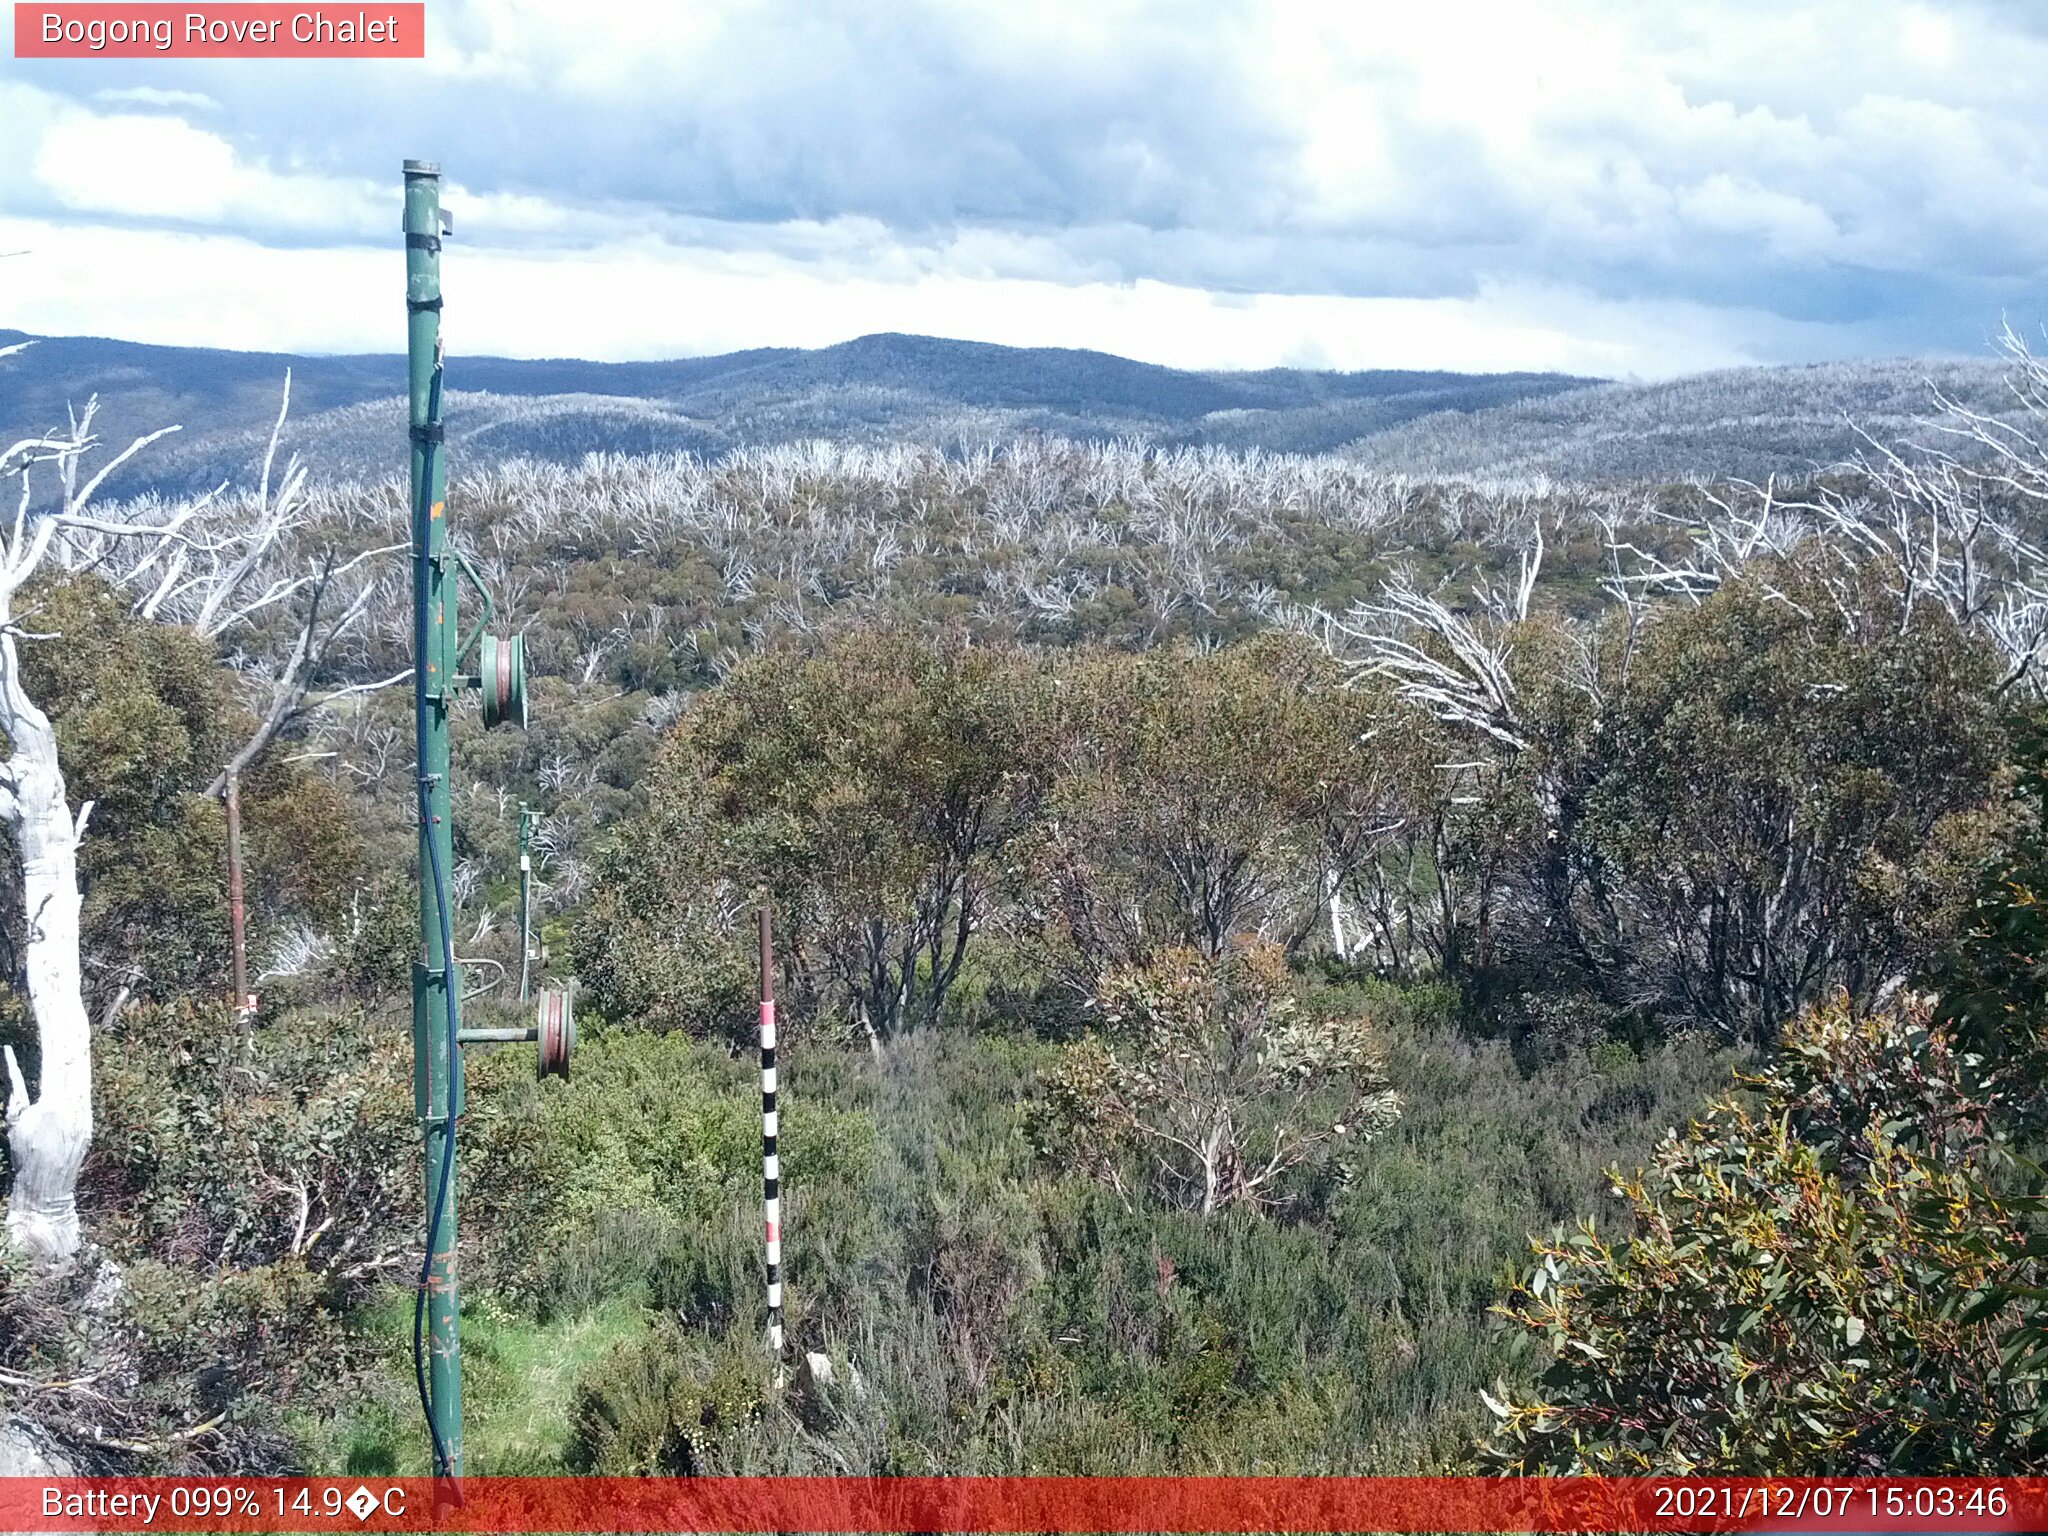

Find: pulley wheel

[479,632,528,731]
[537,986,575,1081]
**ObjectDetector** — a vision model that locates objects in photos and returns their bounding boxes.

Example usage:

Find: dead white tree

[0,391,195,1267]
[1312,522,1551,978]
[89,377,405,1013]
[113,374,410,799]
[0,366,398,1263]
[1320,563,1533,754]
[1603,331,2048,695]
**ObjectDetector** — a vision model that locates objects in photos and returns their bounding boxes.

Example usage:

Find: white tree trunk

[0,383,308,1275]
[1327,877,1350,963]
[1199,1124,1225,1216]
[0,628,92,1270]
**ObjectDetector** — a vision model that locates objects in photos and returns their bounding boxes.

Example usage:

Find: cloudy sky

[3,0,2046,378]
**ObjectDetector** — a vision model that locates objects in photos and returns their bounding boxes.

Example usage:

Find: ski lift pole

[405,157,463,1482]
[402,158,537,1485]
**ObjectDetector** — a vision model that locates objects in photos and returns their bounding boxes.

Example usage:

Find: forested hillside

[4,336,2048,1477]
[1348,353,2024,483]
[0,330,1590,499]
[6,326,2026,497]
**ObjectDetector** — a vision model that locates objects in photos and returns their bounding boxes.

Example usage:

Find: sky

[3,0,2046,379]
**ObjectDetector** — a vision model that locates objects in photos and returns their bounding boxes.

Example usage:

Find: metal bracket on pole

[450,545,494,668]
[404,157,533,1486]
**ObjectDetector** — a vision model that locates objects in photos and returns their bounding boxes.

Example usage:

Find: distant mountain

[0,329,1593,497]
[2,328,2022,494]
[1344,357,2019,483]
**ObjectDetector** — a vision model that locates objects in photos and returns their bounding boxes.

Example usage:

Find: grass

[298,1289,651,1475]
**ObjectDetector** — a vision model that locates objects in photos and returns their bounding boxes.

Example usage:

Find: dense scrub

[6,351,2048,1474]
[1,1001,412,1468]
[585,579,2008,1055]
[309,986,1736,1475]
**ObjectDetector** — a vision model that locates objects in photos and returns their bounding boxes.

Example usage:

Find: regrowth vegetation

[8,335,2048,1475]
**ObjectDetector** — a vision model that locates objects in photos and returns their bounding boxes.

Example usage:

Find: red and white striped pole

[759,906,784,1368]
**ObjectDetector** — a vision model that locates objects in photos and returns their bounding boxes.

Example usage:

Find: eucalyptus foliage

[1481,993,2047,1473]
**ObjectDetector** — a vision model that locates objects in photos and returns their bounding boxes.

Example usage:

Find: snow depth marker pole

[760,906,786,1378]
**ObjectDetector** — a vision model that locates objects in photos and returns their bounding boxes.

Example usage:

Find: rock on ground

[0,1415,75,1475]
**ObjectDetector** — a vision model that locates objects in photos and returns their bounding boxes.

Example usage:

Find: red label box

[0,1477,2042,1533]
[14,3,425,57]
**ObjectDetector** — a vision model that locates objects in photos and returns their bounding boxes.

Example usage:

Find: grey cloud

[7,0,2048,364]
[10,1,1294,233]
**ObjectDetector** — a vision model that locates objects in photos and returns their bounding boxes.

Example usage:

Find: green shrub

[330,873,419,1002]
[94,1002,415,1287]
[1937,704,2048,1065]
[459,1029,876,1317]
[569,1323,769,1474]
[1480,992,2044,1473]
[11,1003,416,1469]
[1032,942,1400,1216]
[1529,561,2011,1042]
[578,625,1044,1047]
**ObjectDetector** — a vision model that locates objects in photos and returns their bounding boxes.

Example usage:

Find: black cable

[414,827,459,1480]
[410,356,460,1484]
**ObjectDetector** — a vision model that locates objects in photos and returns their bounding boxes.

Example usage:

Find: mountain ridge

[0,327,2025,492]
[0,327,1596,494]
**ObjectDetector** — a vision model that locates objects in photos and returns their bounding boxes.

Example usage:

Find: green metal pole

[404,157,463,1480]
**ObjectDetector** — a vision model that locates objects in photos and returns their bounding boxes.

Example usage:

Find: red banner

[0,1477,2040,1532]
[13,4,425,58]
